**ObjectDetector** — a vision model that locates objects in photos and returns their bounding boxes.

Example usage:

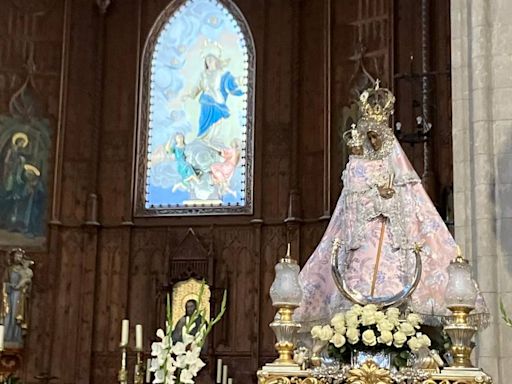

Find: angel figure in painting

[295,82,488,328]
[182,43,244,142]
[208,138,242,198]
[1,248,34,347]
[165,133,202,193]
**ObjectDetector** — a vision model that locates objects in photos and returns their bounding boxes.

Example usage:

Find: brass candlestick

[118,344,128,384]
[444,305,477,368]
[134,349,145,384]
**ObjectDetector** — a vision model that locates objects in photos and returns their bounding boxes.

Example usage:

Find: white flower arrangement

[310,304,431,368]
[150,282,227,384]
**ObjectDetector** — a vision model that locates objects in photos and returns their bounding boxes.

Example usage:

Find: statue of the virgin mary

[295,83,488,327]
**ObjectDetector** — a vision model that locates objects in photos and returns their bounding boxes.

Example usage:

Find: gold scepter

[370,172,394,297]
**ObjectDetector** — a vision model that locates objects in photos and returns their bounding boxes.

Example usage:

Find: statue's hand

[378,186,395,199]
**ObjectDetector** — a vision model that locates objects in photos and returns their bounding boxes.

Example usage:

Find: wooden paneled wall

[0,1,451,383]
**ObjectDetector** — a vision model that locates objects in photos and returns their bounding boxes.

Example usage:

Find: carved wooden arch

[134,0,256,217]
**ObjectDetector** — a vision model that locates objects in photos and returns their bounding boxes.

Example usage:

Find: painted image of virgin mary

[183,53,244,141]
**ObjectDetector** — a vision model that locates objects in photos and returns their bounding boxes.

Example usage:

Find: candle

[0,325,4,351]
[121,319,129,346]
[222,365,228,384]
[146,358,151,383]
[228,379,233,384]
[216,359,223,383]
[135,324,143,350]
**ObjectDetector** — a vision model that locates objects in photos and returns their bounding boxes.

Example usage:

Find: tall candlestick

[216,359,223,383]
[135,324,143,350]
[121,319,129,346]
[222,365,228,384]
[228,379,233,384]
[0,325,4,351]
[146,359,152,383]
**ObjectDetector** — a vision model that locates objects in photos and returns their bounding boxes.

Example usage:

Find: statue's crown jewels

[358,80,395,123]
[343,124,365,147]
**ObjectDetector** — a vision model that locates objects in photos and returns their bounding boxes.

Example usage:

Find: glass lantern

[269,249,303,307]
[444,254,477,309]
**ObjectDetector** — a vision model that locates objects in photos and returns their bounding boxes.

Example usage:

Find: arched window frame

[134,0,256,217]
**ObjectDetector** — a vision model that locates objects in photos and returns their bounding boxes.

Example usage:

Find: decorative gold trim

[347,360,392,384]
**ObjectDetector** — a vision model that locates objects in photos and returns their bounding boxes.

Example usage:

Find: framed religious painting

[135,0,255,216]
[0,70,51,249]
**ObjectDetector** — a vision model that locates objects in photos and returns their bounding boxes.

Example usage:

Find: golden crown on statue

[358,80,396,124]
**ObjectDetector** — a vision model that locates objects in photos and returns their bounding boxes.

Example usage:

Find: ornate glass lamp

[268,244,303,367]
[444,247,478,368]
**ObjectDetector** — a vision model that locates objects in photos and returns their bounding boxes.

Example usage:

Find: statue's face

[367,131,383,151]
[13,251,23,263]
[185,300,197,316]
[350,146,363,156]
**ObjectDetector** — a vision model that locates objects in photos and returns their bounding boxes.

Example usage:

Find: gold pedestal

[444,306,477,368]
[269,305,301,366]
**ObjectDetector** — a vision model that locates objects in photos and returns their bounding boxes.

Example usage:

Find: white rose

[407,337,423,353]
[362,329,377,346]
[400,322,416,337]
[331,313,346,333]
[318,325,334,341]
[346,327,360,345]
[386,308,400,320]
[374,311,386,323]
[416,332,431,348]
[407,313,422,329]
[330,332,346,348]
[345,312,360,328]
[361,311,376,326]
[377,330,393,346]
[377,319,395,332]
[351,305,364,315]
[311,325,322,339]
[363,304,378,312]
[393,331,407,348]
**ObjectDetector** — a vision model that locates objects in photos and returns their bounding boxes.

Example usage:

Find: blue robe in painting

[197,71,243,138]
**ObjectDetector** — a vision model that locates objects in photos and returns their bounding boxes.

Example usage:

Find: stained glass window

[136,0,255,216]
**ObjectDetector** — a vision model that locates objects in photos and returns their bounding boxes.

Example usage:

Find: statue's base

[437,366,491,379]
[260,362,303,373]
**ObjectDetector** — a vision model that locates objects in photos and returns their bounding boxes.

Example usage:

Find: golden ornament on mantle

[346,360,392,384]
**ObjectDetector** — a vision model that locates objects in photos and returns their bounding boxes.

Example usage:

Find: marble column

[451,0,512,381]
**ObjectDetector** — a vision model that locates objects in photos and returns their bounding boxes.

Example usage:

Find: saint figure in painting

[295,83,488,327]
[171,299,204,345]
[184,52,244,141]
[2,133,28,211]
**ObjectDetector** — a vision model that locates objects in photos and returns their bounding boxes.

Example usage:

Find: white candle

[222,365,228,384]
[0,325,4,351]
[145,358,151,383]
[228,379,233,384]
[216,359,223,383]
[121,319,129,346]
[135,324,143,350]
